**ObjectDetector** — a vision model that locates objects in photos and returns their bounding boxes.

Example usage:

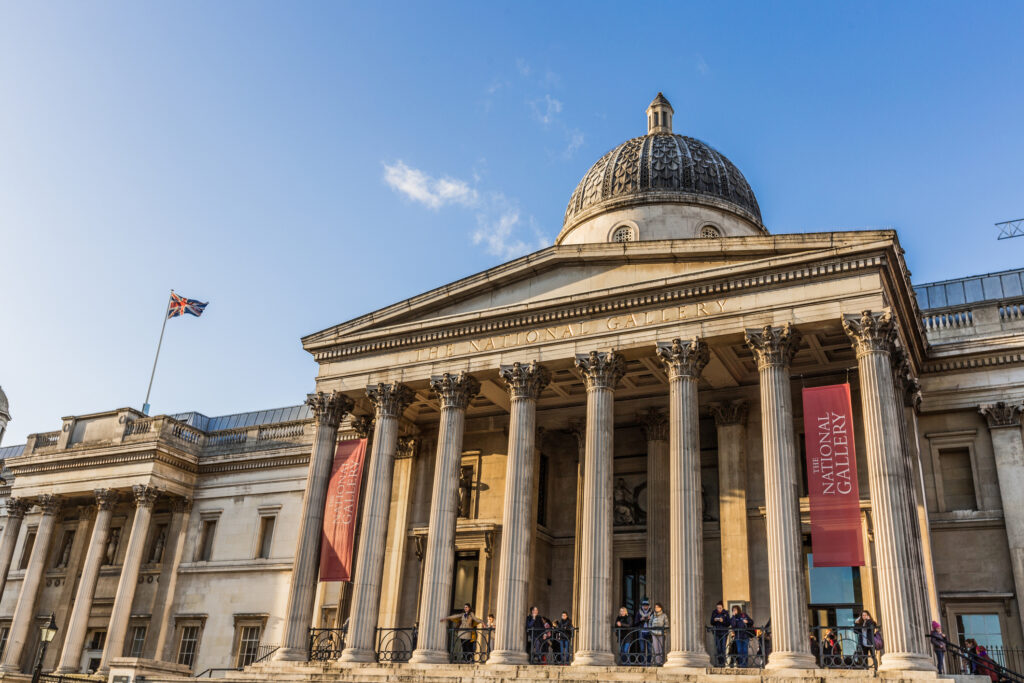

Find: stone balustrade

[921,297,1024,343]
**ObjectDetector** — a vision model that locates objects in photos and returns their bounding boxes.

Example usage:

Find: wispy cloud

[531,94,563,126]
[696,54,709,75]
[383,160,549,260]
[383,161,477,209]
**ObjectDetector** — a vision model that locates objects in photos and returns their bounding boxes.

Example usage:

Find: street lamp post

[31,613,58,683]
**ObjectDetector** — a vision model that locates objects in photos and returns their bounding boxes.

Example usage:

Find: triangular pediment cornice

[304,231,924,364]
[303,232,904,351]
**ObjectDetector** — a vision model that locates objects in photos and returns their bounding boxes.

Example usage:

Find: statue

[614,478,635,525]
[105,528,121,565]
[57,534,73,568]
[457,466,473,518]
[150,526,167,563]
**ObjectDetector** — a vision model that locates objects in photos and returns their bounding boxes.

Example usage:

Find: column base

[765,650,818,670]
[408,648,449,664]
[273,646,310,662]
[572,650,615,667]
[487,649,528,665]
[339,647,375,663]
[879,652,937,672]
[0,665,22,674]
[56,666,83,674]
[664,650,710,668]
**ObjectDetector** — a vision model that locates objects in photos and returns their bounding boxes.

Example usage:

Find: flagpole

[143,291,172,415]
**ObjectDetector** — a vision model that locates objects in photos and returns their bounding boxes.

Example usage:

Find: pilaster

[710,400,751,605]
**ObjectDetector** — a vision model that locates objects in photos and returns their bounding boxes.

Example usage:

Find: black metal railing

[811,626,877,670]
[39,675,101,683]
[250,644,279,665]
[308,627,345,661]
[527,626,575,665]
[376,626,416,663]
[447,627,492,664]
[614,626,668,666]
[706,624,769,668]
[938,636,1024,683]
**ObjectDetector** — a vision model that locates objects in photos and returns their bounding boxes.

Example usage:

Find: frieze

[311,254,887,363]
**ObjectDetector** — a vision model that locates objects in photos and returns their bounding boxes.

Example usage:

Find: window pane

[258,517,275,559]
[927,285,947,308]
[1001,274,1023,298]
[237,625,261,667]
[983,276,1003,300]
[177,626,199,668]
[945,282,966,306]
[964,278,985,303]
[956,613,1003,650]
[129,626,146,657]
[807,553,857,604]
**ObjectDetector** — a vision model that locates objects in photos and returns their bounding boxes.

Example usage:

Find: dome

[559,93,763,243]
[0,385,8,421]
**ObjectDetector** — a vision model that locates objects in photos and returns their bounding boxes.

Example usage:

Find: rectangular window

[196,520,217,562]
[19,531,36,570]
[0,626,9,657]
[940,447,977,511]
[128,625,147,658]
[177,626,200,668]
[956,613,1004,651]
[256,517,275,559]
[88,630,106,651]
[235,625,261,667]
[448,550,479,615]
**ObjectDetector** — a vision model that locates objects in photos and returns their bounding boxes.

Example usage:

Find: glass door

[621,557,647,614]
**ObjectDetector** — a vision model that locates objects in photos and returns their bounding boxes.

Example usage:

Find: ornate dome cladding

[562,134,762,233]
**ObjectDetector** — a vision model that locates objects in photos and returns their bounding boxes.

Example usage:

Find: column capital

[637,408,668,442]
[429,372,481,410]
[350,415,375,438]
[305,391,354,428]
[843,309,897,358]
[132,485,159,508]
[655,338,709,380]
[170,496,193,514]
[36,494,61,516]
[396,436,418,459]
[366,383,415,419]
[574,350,625,391]
[710,400,749,427]
[5,497,30,519]
[94,489,118,511]
[745,323,801,370]
[980,402,1024,429]
[498,361,551,400]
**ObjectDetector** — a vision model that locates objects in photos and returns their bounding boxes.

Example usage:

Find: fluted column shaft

[490,362,550,665]
[276,391,353,661]
[0,499,29,602]
[58,490,117,672]
[980,402,1024,638]
[342,383,414,662]
[639,409,669,608]
[572,351,624,667]
[0,495,60,673]
[154,498,192,661]
[656,339,709,668]
[745,324,816,670]
[844,310,933,671]
[99,486,158,673]
[570,422,585,620]
[410,373,480,664]
[712,402,751,604]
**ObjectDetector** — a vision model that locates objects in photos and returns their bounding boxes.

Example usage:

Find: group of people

[614,599,670,665]
[440,603,496,661]
[709,602,764,667]
[807,611,882,670]
[930,621,1006,682]
[525,606,575,662]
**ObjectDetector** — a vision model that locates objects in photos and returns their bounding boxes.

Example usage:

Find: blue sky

[1,2,1022,444]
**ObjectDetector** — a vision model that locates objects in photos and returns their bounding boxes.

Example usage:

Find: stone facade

[0,94,1022,681]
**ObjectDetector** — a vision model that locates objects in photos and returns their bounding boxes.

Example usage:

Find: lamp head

[40,613,57,643]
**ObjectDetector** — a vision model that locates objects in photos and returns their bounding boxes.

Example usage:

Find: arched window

[700,225,721,239]
[612,226,636,243]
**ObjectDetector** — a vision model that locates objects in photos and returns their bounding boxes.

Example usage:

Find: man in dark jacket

[615,606,631,662]
[710,601,730,665]
[525,606,544,660]
[634,599,654,665]
[730,605,754,667]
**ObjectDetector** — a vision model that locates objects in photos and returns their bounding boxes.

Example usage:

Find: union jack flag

[167,292,208,319]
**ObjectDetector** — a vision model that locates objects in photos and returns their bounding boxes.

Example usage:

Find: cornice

[8,449,199,477]
[198,453,310,475]
[312,251,889,363]
[923,352,1024,374]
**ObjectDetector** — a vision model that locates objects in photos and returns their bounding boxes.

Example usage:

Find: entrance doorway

[805,551,863,628]
[621,557,647,614]
[449,550,480,614]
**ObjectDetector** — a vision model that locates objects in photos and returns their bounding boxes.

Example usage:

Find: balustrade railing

[614,626,667,666]
[447,627,491,664]
[258,422,304,441]
[922,308,974,332]
[1000,302,1024,323]
[34,431,60,449]
[308,627,345,661]
[376,627,416,663]
[706,624,769,669]
[527,626,574,665]
[206,429,247,447]
[170,421,204,445]
[123,419,155,438]
[811,625,877,670]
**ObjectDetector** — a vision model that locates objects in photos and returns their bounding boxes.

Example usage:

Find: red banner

[319,439,367,582]
[802,384,864,567]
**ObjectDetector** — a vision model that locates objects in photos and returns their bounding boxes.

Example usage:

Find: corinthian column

[276,390,353,661]
[489,362,550,665]
[0,498,30,601]
[745,324,815,670]
[656,339,710,668]
[638,408,669,612]
[843,310,933,671]
[341,383,415,662]
[58,490,117,672]
[980,401,1024,638]
[0,495,61,673]
[572,350,624,667]
[99,485,159,673]
[409,372,480,664]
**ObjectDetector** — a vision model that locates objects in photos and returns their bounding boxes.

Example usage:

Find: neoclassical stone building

[2,93,1024,680]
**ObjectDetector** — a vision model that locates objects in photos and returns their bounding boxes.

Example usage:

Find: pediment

[302,232,902,355]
